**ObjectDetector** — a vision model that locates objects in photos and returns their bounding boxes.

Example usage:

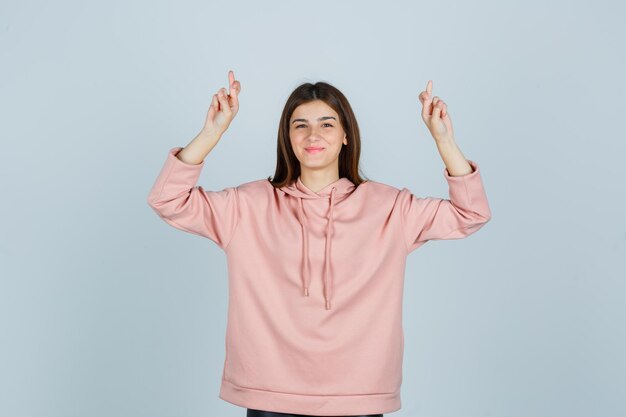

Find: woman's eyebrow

[291,116,337,124]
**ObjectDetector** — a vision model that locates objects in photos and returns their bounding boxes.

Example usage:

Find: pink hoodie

[147,146,492,416]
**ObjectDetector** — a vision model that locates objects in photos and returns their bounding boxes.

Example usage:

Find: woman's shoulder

[234,178,272,194]
[357,179,402,195]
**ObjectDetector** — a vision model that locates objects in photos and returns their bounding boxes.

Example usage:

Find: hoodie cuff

[442,159,489,216]
[443,159,479,179]
[168,146,205,168]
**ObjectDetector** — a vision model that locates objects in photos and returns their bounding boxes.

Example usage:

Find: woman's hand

[418,80,455,143]
[202,70,241,136]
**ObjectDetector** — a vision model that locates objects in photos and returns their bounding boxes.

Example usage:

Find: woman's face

[289,100,348,175]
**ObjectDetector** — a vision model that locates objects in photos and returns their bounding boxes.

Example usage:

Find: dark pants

[247,408,383,417]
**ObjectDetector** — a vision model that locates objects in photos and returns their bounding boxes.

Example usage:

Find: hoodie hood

[279,176,357,310]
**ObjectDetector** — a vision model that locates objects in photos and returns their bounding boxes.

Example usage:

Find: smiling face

[289,100,348,175]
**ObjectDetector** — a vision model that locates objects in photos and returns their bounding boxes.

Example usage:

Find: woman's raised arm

[146,70,243,250]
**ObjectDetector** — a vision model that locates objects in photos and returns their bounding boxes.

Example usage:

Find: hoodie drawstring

[296,187,337,310]
[297,198,310,297]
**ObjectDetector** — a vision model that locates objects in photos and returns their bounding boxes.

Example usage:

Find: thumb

[431,100,442,124]
[442,109,453,131]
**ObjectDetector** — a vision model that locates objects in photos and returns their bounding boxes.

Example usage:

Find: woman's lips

[305,147,325,154]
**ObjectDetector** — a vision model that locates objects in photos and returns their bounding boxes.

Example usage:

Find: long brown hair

[267,81,369,189]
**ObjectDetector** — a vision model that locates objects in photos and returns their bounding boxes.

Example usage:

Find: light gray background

[1,1,624,416]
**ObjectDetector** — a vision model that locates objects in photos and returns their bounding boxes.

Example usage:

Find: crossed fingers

[419,80,447,118]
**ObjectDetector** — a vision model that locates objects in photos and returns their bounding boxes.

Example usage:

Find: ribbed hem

[219,379,401,416]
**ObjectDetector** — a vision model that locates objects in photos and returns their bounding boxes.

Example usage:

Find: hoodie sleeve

[399,160,492,253]
[147,147,240,250]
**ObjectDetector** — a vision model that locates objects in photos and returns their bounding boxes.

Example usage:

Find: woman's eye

[295,123,333,129]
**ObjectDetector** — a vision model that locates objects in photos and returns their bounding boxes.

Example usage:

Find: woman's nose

[307,130,325,140]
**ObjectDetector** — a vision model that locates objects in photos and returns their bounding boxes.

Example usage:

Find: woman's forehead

[292,100,338,119]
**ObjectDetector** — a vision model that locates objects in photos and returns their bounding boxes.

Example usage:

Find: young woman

[147,70,492,417]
